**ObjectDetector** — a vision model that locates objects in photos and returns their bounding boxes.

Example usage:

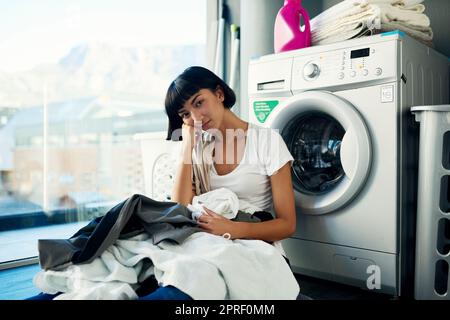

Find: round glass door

[283,112,346,195]
[266,91,372,215]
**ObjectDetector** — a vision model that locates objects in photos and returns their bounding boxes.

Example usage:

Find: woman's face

[177,88,225,131]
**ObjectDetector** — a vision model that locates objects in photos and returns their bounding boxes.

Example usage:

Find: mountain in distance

[0,42,205,109]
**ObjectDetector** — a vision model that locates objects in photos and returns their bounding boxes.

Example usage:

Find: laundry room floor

[0,265,396,300]
[294,273,395,300]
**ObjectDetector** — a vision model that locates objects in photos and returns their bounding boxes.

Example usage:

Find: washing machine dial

[303,63,320,80]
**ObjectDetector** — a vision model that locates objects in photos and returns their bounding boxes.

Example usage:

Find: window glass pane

[0,0,206,264]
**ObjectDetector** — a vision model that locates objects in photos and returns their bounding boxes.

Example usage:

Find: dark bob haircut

[164,66,236,141]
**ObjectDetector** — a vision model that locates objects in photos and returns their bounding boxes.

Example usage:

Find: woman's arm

[171,145,195,205]
[171,124,196,205]
[198,162,296,242]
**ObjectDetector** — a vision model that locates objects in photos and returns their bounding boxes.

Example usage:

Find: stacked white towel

[310,0,433,46]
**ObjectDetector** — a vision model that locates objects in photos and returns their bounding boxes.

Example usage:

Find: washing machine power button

[303,63,320,80]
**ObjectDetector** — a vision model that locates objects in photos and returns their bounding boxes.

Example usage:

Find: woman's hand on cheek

[197,206,236,239]
[181,123,195,149]
[181,122,202,149]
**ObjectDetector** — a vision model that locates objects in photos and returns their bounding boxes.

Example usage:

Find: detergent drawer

[248,57,293,97]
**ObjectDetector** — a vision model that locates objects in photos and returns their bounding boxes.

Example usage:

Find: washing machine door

[266,91,372,215]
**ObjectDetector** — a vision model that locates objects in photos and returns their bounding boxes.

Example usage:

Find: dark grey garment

[38,194,273,271]
[38,194,201,271]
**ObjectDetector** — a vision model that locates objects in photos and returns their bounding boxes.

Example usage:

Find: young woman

[165,66,296,243]
[27,66,297,301]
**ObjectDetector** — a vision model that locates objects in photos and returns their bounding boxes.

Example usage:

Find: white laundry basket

[134,132,182,201]
[411,105,450,300]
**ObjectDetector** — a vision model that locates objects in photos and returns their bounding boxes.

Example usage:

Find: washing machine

[248,31,449,297]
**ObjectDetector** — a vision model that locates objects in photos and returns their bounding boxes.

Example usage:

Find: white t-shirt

[210,122,294,213]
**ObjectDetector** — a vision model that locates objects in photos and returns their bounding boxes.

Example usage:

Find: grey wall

[423,0,450,58]
[304,0,450,57]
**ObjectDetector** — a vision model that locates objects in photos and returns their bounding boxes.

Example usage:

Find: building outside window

[0,0,207,265]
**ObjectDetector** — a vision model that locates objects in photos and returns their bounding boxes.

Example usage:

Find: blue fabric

[25,285,192,300]
[138,285,193,300]
[25,292,61,300]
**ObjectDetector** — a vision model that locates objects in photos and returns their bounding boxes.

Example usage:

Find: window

[0,0,207,264]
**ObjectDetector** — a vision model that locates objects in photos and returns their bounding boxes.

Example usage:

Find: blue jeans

[26,285,192,300]
[26,292,61,300]
[138,285,192,300]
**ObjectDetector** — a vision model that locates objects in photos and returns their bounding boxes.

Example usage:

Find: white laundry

[367,0,424,7]
[367,0,425,12]
[377,3,429,27]
[187,187,262,221]
[187,187,286,257]
[381,20,433,42]
[310,0,432,46]
[310,0,373,30]
[34,232,300,300]
[312,5,380,43]
[187,187,239,220]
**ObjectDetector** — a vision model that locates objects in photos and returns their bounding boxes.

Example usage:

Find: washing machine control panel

[292,41,397,91]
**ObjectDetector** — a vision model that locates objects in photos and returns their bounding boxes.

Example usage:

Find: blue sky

[0,0,206,72]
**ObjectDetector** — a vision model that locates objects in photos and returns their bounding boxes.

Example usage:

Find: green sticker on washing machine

[253,100,279,123]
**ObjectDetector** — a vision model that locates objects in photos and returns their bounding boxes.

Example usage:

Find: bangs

[164,79,201,141]
[165,78,201,117]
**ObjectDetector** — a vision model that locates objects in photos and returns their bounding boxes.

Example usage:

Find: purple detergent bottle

[274,0,311,53]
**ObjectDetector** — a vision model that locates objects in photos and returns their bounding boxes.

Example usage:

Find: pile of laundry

[310,0,433,47]
[33,192,299,300]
